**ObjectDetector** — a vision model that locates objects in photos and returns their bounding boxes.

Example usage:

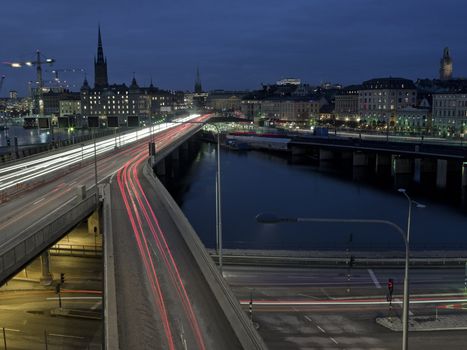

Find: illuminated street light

[256,205,424,350]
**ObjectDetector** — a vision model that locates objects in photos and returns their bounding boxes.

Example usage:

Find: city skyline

[1,0,467,96]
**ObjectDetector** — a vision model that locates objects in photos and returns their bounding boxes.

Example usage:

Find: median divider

[102,184,119,350]
[143,163,267,350]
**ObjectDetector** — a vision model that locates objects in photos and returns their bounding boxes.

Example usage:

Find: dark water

[172,143,467,252]
[0,125,91,147]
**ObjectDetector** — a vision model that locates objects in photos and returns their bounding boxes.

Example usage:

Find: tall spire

[194,66,202,93]
[439,47,453,81]
[94,25,109,88]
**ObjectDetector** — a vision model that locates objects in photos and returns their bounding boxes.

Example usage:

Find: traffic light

[387,278,394,295]
[55,283,61,294]
[6,138,10,147]
[60,273,65,284]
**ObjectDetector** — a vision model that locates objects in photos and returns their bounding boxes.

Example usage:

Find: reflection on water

[0,125,91,147]
[172,143,467,252]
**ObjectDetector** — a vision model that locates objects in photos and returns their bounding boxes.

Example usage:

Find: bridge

[0,114,266,349]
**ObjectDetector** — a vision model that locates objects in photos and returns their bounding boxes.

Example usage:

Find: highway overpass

[0,114,266,349]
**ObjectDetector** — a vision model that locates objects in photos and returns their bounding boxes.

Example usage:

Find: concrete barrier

[103,184,120,350]
[0,191,96,285]
[143,163,267,350]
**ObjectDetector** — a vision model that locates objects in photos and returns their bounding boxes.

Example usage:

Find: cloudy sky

[1,0,466,96]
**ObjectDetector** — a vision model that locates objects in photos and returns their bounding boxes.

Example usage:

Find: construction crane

[3,50,55,89]
[3,50,55,115]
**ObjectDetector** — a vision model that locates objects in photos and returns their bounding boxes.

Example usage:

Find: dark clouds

[1,0,466,95]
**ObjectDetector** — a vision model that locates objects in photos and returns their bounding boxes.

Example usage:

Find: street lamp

[397,188,425,350]
[256,206,423,350]
[167,117,224,273]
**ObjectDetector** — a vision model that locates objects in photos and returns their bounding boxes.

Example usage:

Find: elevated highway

[0,114,266,349]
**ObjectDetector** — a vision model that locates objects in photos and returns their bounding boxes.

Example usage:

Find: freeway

[0,115,202,255]
[110,115,243,349]
[225,265,467,349]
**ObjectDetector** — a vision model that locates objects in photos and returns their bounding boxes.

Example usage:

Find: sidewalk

[377,314,467,332]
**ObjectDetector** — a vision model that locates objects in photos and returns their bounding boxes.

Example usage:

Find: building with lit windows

[334,85,360,121]
[79,27,185,127]
[432,92,467,136]
[358,77,417,125]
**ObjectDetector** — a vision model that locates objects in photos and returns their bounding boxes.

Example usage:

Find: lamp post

[256,203,423,350]
[167,117,223,273]
[398,188,425,350]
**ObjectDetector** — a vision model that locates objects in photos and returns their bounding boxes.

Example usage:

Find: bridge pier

[392,156,412,189]
[436,159,448,189]
[40,251,53,285]
[375,154,391,175]
[413,158,422,184]
[353,152,368,167]
[319,149,334,161]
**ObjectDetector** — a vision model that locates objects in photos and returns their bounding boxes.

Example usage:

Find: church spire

[94,25,109,88]
[194,66,202,93]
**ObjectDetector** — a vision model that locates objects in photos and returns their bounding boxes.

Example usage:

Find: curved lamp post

[256,194,425,350]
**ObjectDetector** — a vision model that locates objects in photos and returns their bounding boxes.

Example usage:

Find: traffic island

[376,314,467,332]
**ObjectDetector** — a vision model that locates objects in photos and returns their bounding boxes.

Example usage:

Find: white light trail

[0,114,201,192]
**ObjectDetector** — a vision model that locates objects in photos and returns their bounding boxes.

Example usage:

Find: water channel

[171,142,467,252]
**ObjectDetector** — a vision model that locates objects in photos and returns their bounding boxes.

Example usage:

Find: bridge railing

[0,192,97,285]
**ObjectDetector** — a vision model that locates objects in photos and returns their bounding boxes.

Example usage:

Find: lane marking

[304,316,312,322]
[394,298,414,316]
[33,197,45,205]
[368,269,381,289]
[4,328,20,332]
[48,333,84,339]
[330,337,338,344]
[90,300,102,310]
[317,325,326,333]
[46,297,102,301]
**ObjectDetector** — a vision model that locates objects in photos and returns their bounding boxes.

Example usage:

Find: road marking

[3,328,20,332]
[316,325,326,333]
[368,269,381,289]
[90,300,102,310]
[240,297,467,306]
[304,316,312,322]
[48,333,84,339]
[46,297,102,301]
[33,197,45,205]
[320,288,335,300]
[330,337,338,344]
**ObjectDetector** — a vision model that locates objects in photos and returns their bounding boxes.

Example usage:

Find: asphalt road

[111,118,243,349]
[225,265,467,350]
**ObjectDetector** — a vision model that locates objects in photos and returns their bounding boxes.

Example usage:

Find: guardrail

[143,164,267,350]
[50,244,102,257]
[0,193,97,285]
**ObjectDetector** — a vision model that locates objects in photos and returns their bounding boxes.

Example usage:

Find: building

[276,78,301,86]
[334,85,360,121]
[432,92,467,136]
[59,98,81,117]
[9,91,17,100]
[206,91,247,111]
[42,88,80,116]
[439,47,453,81]
[358,77,417,125]
[94,26,109,89]
[80,27,186,127]
[396,97,431,133]
[193,67,208,109]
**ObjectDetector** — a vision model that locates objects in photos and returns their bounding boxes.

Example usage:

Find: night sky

[2,0,466,96]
